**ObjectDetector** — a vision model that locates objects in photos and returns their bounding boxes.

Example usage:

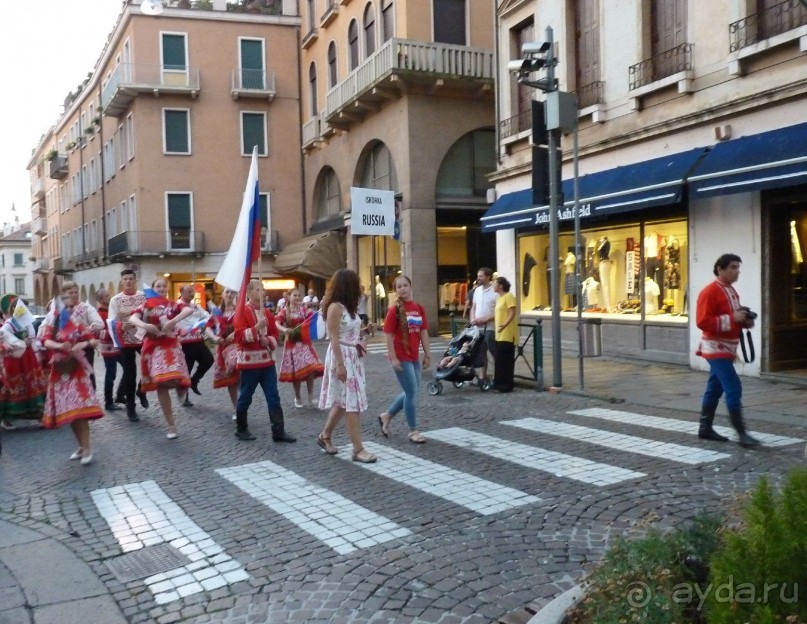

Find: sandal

[377,413,391,437]
[352,448,377,464]
[408,431,426,444]
[317,433,338,455]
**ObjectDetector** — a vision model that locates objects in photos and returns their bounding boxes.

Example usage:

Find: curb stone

[527,585,585,624]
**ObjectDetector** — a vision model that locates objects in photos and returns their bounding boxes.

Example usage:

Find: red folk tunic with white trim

[96,305,120,359]
[695,280,742,360]
[234,305,279,370]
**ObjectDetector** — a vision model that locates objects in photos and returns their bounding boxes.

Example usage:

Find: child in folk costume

[206,287,240,417]
[276,287,324,408]
[0,327,28,455]
[128,278,193,439]
[40,282,105,465]
[233,279,296,443]
[0,294,47,430]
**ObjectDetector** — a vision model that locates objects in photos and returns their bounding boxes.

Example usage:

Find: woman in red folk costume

[40,281,105,465]
[207,287,240,417]
[276,287,324,408]
[128,278,193,439]
[0,294,47,430]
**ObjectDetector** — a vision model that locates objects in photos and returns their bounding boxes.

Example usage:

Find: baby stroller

[427,324,492,394]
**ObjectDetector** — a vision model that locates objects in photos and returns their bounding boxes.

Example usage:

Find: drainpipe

[97,84,108,260]
[296,26,308,237]
[494,0,502,166]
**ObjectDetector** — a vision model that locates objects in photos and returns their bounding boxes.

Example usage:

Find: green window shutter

[167,194,191,228]
[162,34,186,70]
[164,110,189,153]
[242,113,266,155]
[258,194,269,227]
[240,40,264,89]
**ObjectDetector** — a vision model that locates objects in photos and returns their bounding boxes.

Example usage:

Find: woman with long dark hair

[317,269,375,463]
[378,275,430,442]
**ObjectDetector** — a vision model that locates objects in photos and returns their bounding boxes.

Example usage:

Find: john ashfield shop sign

[350,187,395,236]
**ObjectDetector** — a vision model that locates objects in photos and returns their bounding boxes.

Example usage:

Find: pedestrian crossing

[90,408,804,606]
[363,341,448,355]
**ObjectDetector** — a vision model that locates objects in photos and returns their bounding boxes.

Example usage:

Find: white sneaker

[0,420,16,431]
[294,398,304,408]
[232,413,237,421]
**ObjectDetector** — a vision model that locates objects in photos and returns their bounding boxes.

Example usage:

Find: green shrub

[705,467,807,624]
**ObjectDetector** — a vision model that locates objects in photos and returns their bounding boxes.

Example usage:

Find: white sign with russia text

[350,187,395,236]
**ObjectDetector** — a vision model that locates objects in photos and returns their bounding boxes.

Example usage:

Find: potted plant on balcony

[84,126,95,136]
[45,149,58,162]
[66,140,77,151]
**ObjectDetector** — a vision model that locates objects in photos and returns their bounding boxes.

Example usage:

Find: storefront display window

[518,218,688,323]
[357,234,400,322]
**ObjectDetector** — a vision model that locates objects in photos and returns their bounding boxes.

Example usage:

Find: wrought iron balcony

[575,80,605,109]
[231,68,276,101]
[499,108,531,140]
[628,43,693,91]
[324,38,494,129]
[107,230,205,258]
[49,155,68,180]
[729,0,807,52]
[101,63,201,118]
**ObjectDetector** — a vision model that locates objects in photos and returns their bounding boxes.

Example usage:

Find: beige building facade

[489,0,807,377]
[28,0,303,308]
[297,0,498,329]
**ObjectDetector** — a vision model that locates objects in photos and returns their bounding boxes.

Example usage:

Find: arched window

[381,0,395,42]
[348,20,360,70]
[315,167,342,221]
[360,142,398,191]
[328,41,337,87]
[436,129,495,198]
[308,62,318,116]
[364,3,377,57]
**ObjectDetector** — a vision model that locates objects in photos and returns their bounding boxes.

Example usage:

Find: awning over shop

[272,230,346,280]
[688,122,807,198]
[480,189,537,232]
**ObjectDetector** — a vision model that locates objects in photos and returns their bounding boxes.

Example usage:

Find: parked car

[32,315,47,335]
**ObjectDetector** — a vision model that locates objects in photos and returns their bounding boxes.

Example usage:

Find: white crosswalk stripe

[91,481,248,605]
[363,342,448,355]
[338,441,540,515]
[502,418,731,464]
[216,461,411,555]
[568,407,804,447]
[427,427,645,485]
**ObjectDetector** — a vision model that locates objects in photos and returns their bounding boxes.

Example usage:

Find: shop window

[518,219,688,323]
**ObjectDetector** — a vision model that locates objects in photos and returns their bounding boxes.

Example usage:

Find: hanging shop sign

[350,187,396,236]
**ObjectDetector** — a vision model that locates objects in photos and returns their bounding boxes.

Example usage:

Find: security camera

[521,41,551,55]
[508,59,528,74]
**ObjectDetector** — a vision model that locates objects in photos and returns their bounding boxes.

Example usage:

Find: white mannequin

[644,277,660,314]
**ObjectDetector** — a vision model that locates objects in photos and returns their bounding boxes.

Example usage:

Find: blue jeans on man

[235,365,295,442]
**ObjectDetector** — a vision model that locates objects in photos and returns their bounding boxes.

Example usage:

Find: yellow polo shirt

[494,292,518,344]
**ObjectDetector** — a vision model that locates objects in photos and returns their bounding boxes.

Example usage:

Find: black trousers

[119,346,140,407]
[102,355,119,404]
[493,341,516,392]
[84,347,96,390]
[182,341,214,384]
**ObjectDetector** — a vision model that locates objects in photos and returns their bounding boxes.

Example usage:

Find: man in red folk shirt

[233,279,295,443]
[695,253,760,448]
[95,288,121,412]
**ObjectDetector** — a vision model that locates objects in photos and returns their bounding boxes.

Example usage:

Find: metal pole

[545,26,562,388]
[573,107,584,390]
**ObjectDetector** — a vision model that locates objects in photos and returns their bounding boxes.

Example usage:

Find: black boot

[698,406,728,442]
[136,384,149,409]
[728,408,761,448]
[126,403,140,422]
[234,410,255,441]
[269,408,296,443]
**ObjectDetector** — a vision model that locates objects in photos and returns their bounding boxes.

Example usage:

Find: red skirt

[140,335,191,392]
[41,359,103,429]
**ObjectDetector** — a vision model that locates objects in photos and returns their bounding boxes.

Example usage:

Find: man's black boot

[235,410,255,441]
[136,385,149,409]
[269,409,296,443]
[728,408,761,448]
[698,406,728,442]
[126,403,139,422]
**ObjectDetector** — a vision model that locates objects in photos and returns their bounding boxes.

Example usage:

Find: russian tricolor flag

[142,285,169,309]
[106,319,125,349]
[215,147,262,323]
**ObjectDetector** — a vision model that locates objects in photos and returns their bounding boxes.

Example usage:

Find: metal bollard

[533,319,543,390]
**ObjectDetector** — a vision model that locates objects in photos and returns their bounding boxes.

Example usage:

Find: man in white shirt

[469,267,497,380]
[302,288,319,311]
[109,269,147,421]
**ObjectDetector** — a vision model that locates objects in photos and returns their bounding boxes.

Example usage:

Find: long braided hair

[393,275,412,357]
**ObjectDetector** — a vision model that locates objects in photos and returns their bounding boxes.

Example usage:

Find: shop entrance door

[764,192,807,372]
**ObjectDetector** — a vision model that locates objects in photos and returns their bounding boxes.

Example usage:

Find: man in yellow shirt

[492,276,517,393]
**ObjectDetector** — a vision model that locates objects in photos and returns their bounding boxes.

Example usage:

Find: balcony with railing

[301,28,319,49]
[499,108,531,141]
[107,230,206,258]
[324,38,494,129]
[728,0,807,73]
[32,217,47,236]
[31,177,45,199]
[262,229,280,253]
[49,155,68,180]
[628,43,694,108]
[231,68,276,101]
[101,63,201,117]
[302,115,322,149]
[53,257,75,275]
[34,257,50,274]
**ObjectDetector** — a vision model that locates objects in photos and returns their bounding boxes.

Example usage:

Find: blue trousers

[702,358,742,411]
[388,360,422,430]
[236,366,281,414]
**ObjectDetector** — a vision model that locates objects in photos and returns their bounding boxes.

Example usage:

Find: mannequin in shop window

[644,276,660,314]
[374,275,386,321]
[564,251,576,308]
[597,237,612,311]
[665,235,681,313]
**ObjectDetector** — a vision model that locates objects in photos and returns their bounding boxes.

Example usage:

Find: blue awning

[482,147,706,232]
[688,122,807,198]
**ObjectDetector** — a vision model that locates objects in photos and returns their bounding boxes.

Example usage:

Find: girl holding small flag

[39,282,105,465]
[276,287,324,408]
[128,278,193,439]
[0,294,47,430]
[378,275,431,444]
[207,287,240,415]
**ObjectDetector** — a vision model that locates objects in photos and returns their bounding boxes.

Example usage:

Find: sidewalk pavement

[0,349,803,624]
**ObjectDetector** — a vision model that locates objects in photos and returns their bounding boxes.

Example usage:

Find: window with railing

[575,81,605,109]
[729,0,807,52]
[499,108,531,140]
[629,42,693,90]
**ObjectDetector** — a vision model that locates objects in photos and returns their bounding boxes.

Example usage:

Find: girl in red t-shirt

[379,275,430,443]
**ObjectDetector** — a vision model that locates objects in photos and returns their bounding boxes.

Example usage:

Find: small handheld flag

[142,284,169,309]
[11,298,35,331]
[287,311,326,343]
[106,319,125,349]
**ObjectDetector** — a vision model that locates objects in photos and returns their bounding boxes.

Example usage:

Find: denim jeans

[236,365,282,414]
[388,360,422,430]
[702,358,742,411]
